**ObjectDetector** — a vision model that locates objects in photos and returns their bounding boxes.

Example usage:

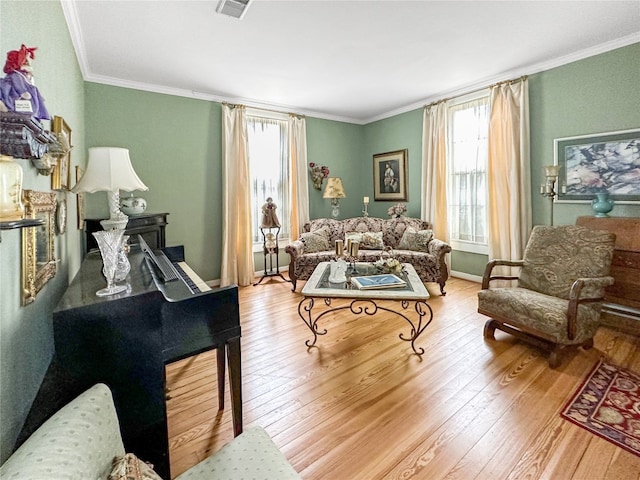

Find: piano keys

[52,245,241,479]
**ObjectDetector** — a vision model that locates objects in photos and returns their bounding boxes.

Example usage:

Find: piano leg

[216,347,225,409]
[227,337,243,437]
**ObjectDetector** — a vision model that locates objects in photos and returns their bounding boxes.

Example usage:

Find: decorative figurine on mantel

[0,44,50,120]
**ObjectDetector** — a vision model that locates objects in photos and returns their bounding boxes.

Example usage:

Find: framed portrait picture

[373,149,408,201]
[75,165,85,229]
[51,116,72,191]
[554,128,640,203]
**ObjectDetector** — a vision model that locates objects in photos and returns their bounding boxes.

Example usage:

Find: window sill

[450,239,488,255]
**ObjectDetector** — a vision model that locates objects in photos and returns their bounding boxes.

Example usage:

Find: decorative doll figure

[0,45,50,120]
[260,197,280,228]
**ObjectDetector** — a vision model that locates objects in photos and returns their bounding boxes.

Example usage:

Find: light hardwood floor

[166,277,640,479]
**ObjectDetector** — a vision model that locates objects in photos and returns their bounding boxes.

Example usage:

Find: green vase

[591,192,614,217]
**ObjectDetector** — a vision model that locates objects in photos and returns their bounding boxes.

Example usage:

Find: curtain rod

[424,75,528,109]
[222,102,305,118]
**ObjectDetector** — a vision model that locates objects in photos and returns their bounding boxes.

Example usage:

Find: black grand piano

[50,240,241,479]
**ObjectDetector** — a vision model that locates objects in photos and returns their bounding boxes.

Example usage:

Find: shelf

[0,218,44,242]
[0,218,44,230]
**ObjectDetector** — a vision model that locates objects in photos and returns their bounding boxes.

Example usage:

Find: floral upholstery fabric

[478,225,616,346]
[299,227,330,253]
[398,227,434,252]
[286,217,451,293]
[109,453,163,480]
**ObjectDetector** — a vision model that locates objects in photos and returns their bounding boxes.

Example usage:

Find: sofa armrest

[285,239,305,258]
[427,238,452,260]
[0,384,125,480]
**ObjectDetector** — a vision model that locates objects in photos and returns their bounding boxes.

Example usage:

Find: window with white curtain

[447,93,489,254]
[246,113,290,245]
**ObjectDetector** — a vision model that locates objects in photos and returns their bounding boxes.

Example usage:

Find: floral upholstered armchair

[478,225,616,368]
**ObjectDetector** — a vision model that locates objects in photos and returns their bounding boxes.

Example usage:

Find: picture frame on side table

[373,149,408,201]
[51,116,72,190]
[554,128,640,203]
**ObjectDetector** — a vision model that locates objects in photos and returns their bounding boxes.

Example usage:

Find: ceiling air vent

[216,0,253,19]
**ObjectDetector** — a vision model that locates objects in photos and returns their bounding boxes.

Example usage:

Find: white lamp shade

[72,147,148,193]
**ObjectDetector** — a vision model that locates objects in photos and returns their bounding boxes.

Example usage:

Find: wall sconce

[323,177,346,218]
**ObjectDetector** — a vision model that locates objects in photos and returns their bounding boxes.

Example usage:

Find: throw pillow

[398,227,433,252]
[344,231,362,245]
[359,231,385,250]
[300,227,330,253]
[109,453,163,480]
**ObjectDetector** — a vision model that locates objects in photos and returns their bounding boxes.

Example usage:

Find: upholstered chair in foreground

[478,225,616,368]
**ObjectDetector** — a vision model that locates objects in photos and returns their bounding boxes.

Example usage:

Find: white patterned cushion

[176,426,300,480]
[300,227,330,253]
[0,384,125,480]
[398,227,433,252]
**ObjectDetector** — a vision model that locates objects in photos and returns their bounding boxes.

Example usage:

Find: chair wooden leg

[548,347,562,368]
[483,320,497,340]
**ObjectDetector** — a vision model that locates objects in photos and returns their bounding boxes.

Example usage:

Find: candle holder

[362,197,369,217]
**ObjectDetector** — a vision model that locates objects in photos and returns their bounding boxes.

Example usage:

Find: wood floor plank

[166,276,640,479]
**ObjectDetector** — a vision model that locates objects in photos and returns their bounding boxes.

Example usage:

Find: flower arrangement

[373,257,403,274]
[309,162,329,190]
[387,203,407,218]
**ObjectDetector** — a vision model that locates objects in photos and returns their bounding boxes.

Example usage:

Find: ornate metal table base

[297,297,433,356]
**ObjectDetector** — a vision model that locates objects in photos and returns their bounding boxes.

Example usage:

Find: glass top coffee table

[298,262,433,356]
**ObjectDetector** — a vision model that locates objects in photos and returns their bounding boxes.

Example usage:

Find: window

[246,114,290,245]
[447,93,489,254]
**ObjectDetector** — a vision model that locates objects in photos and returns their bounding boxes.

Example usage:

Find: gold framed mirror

[22,190,57,305]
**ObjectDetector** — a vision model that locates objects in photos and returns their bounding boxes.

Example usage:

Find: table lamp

[71,147,148,230]
[323,177,346,218]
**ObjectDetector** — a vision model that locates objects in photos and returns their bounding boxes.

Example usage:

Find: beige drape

[288,115,309,240]
[487,77,532,272]
[421,101,449,241]
[221,104,255,286]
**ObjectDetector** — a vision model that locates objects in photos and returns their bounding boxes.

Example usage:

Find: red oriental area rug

[561,358,640,457]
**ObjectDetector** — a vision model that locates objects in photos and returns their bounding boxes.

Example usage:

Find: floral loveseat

[285,216,451,294]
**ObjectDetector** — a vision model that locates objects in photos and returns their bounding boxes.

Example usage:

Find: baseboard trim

[451,270,482,283]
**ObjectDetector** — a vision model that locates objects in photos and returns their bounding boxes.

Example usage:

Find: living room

[1,1,640,478]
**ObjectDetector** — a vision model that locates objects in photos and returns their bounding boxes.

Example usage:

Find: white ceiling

[63,0,640,124]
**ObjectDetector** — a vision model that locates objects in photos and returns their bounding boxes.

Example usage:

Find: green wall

[529,43,640,226]
[0,0,85,462]
[84,84,223,280]
[1,1,638,463]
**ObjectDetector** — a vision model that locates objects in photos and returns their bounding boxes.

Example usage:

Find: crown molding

[363,32,640,124]
[62,0,639,126]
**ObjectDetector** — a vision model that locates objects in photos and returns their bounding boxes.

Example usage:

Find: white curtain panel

[487,78,532,275]
[221,104,255,287]
[288,115,309,240]
[421,101,449,242]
